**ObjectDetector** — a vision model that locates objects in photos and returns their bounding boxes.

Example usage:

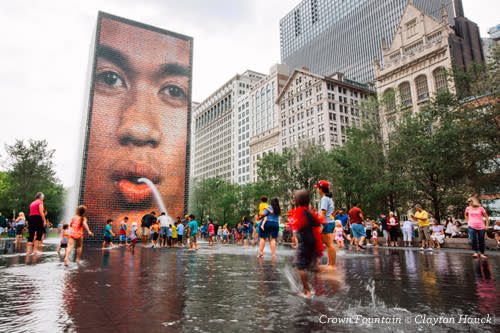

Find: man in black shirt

[214,221,219,243]
[141,211,156,246]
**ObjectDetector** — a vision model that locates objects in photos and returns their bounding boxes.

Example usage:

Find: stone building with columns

[374,3,484,139]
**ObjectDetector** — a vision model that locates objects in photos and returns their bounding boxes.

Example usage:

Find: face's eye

[95,71,127,89]
[160,85,186,99]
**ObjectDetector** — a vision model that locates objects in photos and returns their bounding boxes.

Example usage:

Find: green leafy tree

[389,90,486,221]
[330,120,402,216]
[189,177,241,226]
[3,139,65,221]
[257,141,333,209]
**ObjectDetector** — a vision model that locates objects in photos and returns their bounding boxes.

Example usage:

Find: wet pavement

[0,238,499,332]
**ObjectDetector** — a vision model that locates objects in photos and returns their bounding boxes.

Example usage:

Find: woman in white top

[445,220,459,238]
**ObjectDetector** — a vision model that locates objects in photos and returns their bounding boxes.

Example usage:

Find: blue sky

[0,0,498,187]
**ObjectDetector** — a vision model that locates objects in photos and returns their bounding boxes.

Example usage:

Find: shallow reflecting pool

[0,239,499,332]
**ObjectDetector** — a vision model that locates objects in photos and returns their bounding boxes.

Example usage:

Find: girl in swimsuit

[64,205,93,266]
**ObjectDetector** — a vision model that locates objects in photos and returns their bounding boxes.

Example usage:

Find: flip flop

[472,253,479,258]
[480,254,488,260]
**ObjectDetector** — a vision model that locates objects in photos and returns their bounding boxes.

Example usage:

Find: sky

[0,0,498,188]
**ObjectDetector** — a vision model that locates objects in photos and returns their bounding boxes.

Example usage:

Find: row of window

[389,67,447,106]
[195,95,232,129]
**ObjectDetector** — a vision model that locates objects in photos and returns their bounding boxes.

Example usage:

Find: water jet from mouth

[137,177,169,219]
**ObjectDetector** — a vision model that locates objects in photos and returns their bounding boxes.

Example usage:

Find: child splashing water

[128,221,138,251]
[289,190,324,297]
[334,220,350,249]
[57,224,70,256]
[64,205,93,266]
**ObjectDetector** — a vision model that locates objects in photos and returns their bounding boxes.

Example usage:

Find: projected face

[82,15,191,232]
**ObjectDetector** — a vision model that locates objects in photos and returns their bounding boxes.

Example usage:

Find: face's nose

[117,83,161,148]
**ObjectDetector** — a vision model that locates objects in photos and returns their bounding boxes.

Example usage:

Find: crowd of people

[4,186,500,296]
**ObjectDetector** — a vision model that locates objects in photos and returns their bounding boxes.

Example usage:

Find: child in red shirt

[288,190,324,297]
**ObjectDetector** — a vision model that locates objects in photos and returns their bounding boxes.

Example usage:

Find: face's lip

[111,163,161,204]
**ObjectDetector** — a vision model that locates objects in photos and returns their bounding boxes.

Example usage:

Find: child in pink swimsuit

[64,205,93,266]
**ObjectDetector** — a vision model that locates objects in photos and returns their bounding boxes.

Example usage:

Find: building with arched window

[374,3,484,141]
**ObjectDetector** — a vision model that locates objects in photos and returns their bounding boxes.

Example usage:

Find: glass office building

[280,0,458,83]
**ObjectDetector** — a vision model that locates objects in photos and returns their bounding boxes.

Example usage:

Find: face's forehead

[99,17,190,66]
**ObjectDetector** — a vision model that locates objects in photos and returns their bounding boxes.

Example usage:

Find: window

[415,75,429,100]
[311,0,319,24]
[406,19,417,37]
[433,68,447,92]
[398,82,412,105]
[383,88,396,112]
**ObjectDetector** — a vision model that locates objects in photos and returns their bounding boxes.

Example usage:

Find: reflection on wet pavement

[0,239,499,332]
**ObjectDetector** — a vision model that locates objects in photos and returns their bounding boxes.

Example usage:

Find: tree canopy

[1,139,65,222]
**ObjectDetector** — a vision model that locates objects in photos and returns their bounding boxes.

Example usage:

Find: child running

[334,220,349,249]
[222,225,229,244]
[57,224,70,255]
[102,219,115,249]
[259,196,269,231]
[252,215,260,248]
[208,219,215,246]
[127,221,137,251]
[64,205,94,265]
[119,217,128,246]
[289,190,324,298]
[372,221,379,246]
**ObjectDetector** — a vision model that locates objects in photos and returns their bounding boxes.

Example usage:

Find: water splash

[365,279,376,307]
[137,177,168,217]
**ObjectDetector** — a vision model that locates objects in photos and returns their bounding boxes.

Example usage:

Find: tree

[330,120,402,216]
[3,139,65,221]
[257,141,333,209]
[388,88,493,221]
[189,177,241,226]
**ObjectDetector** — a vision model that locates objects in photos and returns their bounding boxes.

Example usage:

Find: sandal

[480,254,488,260]
[472,253,479,258]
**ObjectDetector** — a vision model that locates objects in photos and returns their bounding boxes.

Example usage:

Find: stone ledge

[376,237,498,250]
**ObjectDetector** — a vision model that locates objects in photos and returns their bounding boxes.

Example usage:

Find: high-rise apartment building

[192,70,264,183]
[235,94,251,184]
[275,69,375,156]
[248,64,289,183]
[280,0,460,83]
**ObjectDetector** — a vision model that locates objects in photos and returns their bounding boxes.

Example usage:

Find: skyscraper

[280,0,459,83]
[192,70,264,183]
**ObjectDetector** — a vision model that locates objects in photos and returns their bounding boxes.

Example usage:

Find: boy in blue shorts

[102,219,115,249]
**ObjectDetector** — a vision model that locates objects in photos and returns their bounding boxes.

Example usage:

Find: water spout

[137,177,168,217]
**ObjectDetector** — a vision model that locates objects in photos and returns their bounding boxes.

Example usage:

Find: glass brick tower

[280,0,460,83]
